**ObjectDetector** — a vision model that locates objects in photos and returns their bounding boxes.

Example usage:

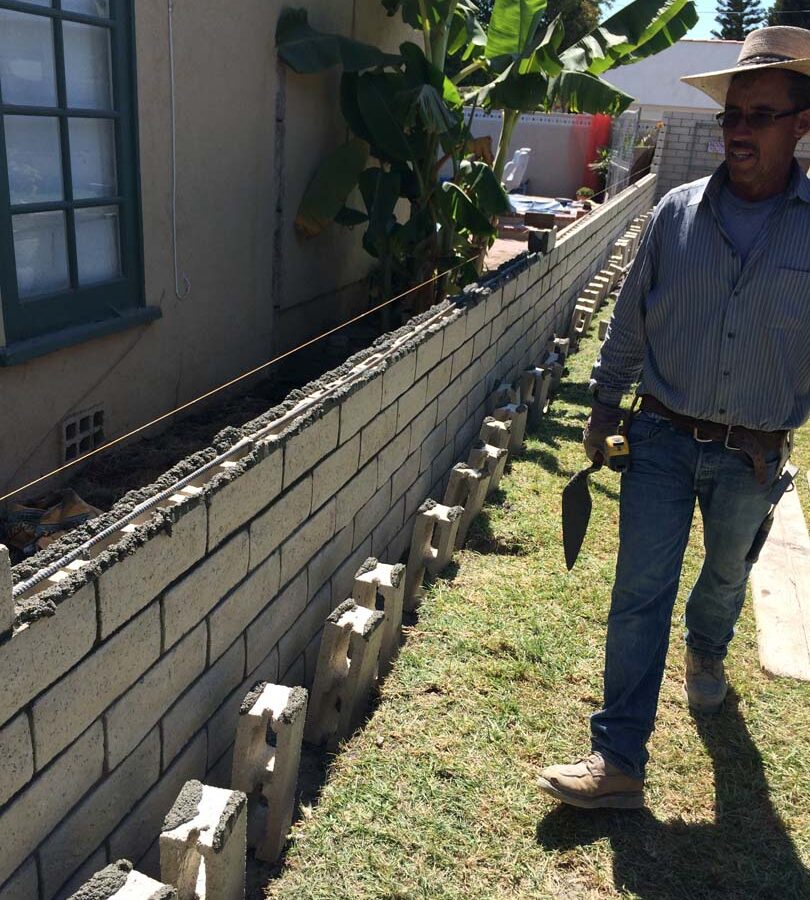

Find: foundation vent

[62,405,105,463]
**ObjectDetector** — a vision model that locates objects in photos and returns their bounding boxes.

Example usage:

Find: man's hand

[583,399,623,463]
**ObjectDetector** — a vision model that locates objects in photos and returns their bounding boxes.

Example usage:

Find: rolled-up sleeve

[590,204,661,406]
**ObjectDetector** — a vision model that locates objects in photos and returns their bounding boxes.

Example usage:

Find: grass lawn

[263,298,810,900]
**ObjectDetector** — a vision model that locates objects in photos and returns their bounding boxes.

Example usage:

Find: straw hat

[681,26,810,106]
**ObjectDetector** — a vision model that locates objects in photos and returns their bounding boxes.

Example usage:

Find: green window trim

[0,0,145,346]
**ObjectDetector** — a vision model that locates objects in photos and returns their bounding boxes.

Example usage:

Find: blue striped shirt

[592,161,810,431]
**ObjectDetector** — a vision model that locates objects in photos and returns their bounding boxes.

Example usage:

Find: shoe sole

[537,777,644,810]
[682,683,725,714]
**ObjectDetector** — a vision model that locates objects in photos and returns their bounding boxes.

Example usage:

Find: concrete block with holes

[521,367,552,427]
[544,350,566,395]
[547,336,570,365]
[303,600,384,749]
[1,544,12,640]
[230,682,308,863]
[160,781,246,900]
[353,558,406,677]
[404,500,464,610]
[492,404,528,458]
[488,380,520,412]
[479,416,511,451]
[67,859,176,899]
[444,463,489,550]
[468,440,509,495]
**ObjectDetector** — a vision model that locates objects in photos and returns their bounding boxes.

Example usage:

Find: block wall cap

[162,779,203,833]
[354,557,379,577]
[239,681,268,715]
[328,598,357,624]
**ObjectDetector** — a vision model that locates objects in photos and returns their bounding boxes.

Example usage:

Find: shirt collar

[697,160,810,206]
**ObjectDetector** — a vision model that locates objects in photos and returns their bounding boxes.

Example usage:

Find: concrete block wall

[652,111,810,199]
[0,174,656,900]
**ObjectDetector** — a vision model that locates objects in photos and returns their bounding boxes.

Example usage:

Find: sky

[682,7,749,41]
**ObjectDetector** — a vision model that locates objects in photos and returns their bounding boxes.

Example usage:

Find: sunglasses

[715,107,804,130]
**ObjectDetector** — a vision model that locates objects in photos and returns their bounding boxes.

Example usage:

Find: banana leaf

[560,0,698,75]
[518,15,565,76]
[613,6,699,66]
[549,70,635,115]
[486,0,548,60]
[441,182,497,237]
[359,167,402,257]
[465,161,512,216]
[447,1,488,61]
[295,138,370,238]
[276,8,400,74]
[356,72,414,163]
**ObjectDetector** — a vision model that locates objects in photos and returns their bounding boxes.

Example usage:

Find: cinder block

[231,683,308,863]
[404,469,432,521]
[391,452,420,505]
[245,570,307,675]
[162,529,249,650]
[66,860,176,900]
[382,353,418,408]
[492,404,528,458]
[97,503,207,639]
[330,537,372,606]
[0,858,38,900]
[521,367,552,427]
[414,327,444,379]
[311,434,360,513]
[352,482,391,552]
[430,442,456,493]
[371,497,405,560]
[468,440,509,495]
[444,464,489,550]
[0,583,97,729]
[407,400,438,456]
[453,413,480,461]
[425,357,452,404]
[419,420,448,476]
[249,476,312,568]
[396,377,428,433]
[336,460,378,527]
[436,375,467,423]
[206,443,282,551]
[308,525,352,596]
[280,499,337,586]
[40,730,160,900]
[403,500,464,610]
[161,638,245,767]
[472,321,493,363]
[304,600,384,749]
[0,723,104,886]
[282,407,340,489]
[0,712,33,807]
[489,380,520,411]
[0,545,11,640]
[441,313,467,357]
[377,428,411,490]
[209,551,281,663]
[277,583,332,678]
[160,782,247,900]
[450,339,474,382]
[339,377,382,444]
[105,622,206,769]
[353,558,406,677]
[359,405,397,467]
[108,732,207,872]
[33,603,160,768]
[51,847,107,900]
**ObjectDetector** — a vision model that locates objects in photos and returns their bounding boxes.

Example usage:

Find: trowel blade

[562,464,598,570]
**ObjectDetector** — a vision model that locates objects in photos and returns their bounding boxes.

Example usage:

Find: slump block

[67,859,176,900]
[479,416,511,451]
[304,600,384,749]
[468,440,509,495]
[353,558,406,678]
[231,683,308,864]
[444,464,488,550]
[404,500,464,610]
[521,367,552,427]
[492,404,528,459]
[160,781,247,900]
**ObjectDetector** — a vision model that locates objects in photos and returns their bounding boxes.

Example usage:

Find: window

[0,0,150,356]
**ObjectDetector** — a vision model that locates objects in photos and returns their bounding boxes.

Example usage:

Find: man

[539,26,810,809]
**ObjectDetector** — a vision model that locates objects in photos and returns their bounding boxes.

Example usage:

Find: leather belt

[639,395,787,484]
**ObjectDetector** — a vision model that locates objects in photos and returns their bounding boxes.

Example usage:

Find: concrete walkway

[751,471,810,681]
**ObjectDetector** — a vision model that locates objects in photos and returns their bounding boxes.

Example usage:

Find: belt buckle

[724,424,742,452]
[692,425,713,444]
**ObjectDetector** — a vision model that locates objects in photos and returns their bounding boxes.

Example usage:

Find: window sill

[0,306,162,366]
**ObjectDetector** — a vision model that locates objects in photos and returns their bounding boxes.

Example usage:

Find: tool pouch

[744,464,796,564]
[745,513,773,564]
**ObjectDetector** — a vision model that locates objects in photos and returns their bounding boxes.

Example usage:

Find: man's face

[723,69,810,201]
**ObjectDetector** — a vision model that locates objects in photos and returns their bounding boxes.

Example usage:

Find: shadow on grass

[535,690,810,899]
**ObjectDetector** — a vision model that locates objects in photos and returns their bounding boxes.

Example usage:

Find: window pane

[0,10,58,107]
[76,205,120,285]
[69,117,116,199]
[63,21,112,110]
[62,1,111,16]
[13,210,70,297]
[6,115,64,204]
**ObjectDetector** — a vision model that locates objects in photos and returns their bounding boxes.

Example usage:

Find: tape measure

[604,434,631,472]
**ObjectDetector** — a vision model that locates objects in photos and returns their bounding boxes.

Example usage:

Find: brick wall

[652,110,810,200]
[0,174,656,900]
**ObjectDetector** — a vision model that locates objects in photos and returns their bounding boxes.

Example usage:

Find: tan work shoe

[683,648,727,713]
[538,752,644,809]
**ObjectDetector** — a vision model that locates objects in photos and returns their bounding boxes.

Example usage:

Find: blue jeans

[590,410,782,779]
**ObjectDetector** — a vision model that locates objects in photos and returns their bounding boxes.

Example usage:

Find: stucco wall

[0,0,414,498]
[0,174,656,900]
[652,110,810,199]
